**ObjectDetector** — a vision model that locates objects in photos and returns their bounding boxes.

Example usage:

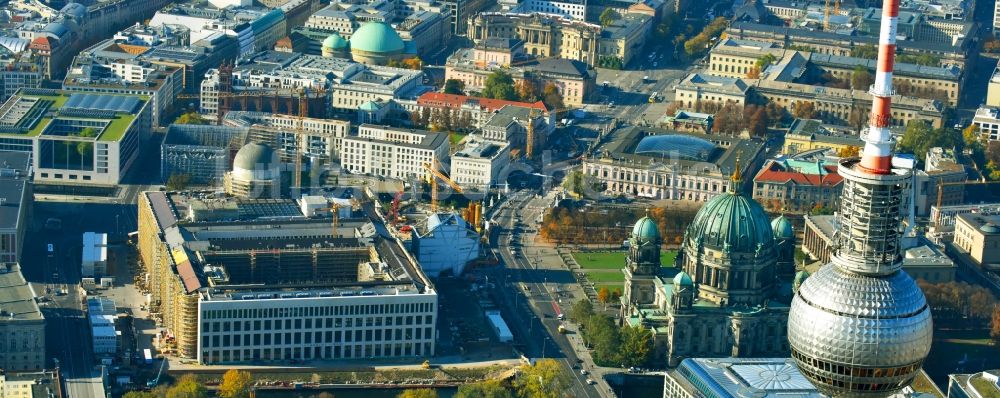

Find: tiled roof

[417,92,548,112]
[754,159,843,186]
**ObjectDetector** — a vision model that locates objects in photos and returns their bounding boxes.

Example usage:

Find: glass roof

[634,134,715,160]
[64,94,141,114]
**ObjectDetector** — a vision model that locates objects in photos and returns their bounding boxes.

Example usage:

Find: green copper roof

[771,215,794,239]
[350,22,404,54]
[323,32,348,49]
[631,216,660,241]
[685,191,774,253]
[673,271,693,286]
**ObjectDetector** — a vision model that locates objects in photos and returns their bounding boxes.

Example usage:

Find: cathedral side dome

[673,271,693,286]
[771,215,794,240]
[632,216,660,242]
[322,32,348,49]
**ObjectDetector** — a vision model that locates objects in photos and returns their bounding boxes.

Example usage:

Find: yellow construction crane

[526,108,537,160]
[834,0,840,15]
[422,158,463,212]
[294,88,308,190]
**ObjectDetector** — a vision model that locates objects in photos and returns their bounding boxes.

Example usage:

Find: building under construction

[161,124,249,184]
[138,189,436,363]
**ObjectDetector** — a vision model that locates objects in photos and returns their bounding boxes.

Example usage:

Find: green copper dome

[632,216,660,241]
[323,32,348,49]
[685,191,774,253]
[673,271,694,286]
[350,22,404,54]
[771,215,794,240]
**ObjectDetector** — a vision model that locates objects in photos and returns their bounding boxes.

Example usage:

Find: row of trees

[851,44,940,66]
[918,280,997,325]
[683,17,728,57]
[539,206,697,245]
[569,300,654,368]
[386,57,423,70]
[410,106,476,133]
[480,70,565,111]
[124,370,253,398]
[126,364,569,398]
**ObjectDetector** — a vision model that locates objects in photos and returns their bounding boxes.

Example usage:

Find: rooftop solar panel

[63,94,141,114]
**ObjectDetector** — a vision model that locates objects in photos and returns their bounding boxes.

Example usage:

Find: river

[255,387,457,398]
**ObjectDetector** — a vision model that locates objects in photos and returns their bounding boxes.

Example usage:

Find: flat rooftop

[0,264,43,322]
[0,152,30,231]
[0,90,145,141]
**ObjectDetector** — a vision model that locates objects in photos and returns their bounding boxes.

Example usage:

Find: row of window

[203,315,433,333]
[202,341,433,363]
[203,327,433,348]
[202,302,434,320]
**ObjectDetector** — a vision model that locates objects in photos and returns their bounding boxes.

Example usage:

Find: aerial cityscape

[4,0,1000,394]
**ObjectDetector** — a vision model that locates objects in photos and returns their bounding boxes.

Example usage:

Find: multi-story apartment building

[439,0,491,34]
[973,107,1000,141]
[340,125,449,180]
[481,105,551,153]
[752,158,843,213]
[138,191,437,363]
[0,153,31,264]
[912,147,967,216]
[0,264,45,371]
[149,6,287,58]
[581,126,766,201]
[398,92,553,130]
[782,119,863,155]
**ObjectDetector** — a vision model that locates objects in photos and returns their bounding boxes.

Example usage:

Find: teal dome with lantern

[632,216,660,242]
[349,21,406,65]
[684,168,774,253]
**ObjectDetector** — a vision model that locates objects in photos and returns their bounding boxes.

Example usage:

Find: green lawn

[98,113,136,141]
[449,132,466,146]
[594,282,624,294]
[572,250,678,270]
[583,270,625,283]
[924,329,1000,388]
[26,117,50,136]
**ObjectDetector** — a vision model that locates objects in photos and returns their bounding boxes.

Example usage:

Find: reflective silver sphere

[788,264,933,397]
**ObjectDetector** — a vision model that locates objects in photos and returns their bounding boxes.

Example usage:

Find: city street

[488,188,612,398]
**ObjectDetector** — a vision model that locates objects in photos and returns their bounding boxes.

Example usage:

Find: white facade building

[450,137,510,190]
[225,111,351,161]
[81,232,108,278]
[197,286,437,363]
[513,0,587,20]
[412,213,480,277]
[340,125,449,180]
[87,298,118,355]
[974,107,1000,141]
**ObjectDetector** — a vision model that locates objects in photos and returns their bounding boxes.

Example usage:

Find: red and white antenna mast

[860,0,900,174]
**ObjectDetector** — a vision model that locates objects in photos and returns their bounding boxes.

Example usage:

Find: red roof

[29,37,54,51]
[754,161,844,186]
[417,92,548,113]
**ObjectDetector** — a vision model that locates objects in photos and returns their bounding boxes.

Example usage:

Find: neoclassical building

[621,174,796,366]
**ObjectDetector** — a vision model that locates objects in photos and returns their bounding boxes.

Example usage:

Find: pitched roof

[417,92,548,113]
[754,159,844,186]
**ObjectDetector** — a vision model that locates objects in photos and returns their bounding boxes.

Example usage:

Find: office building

[445,50,594,106]
[340,125,449,181]
[0,153,31,264]
[674,73,750,111]
[481,106,550,154]
[912,147,966,216]
[581,126,766,201]
[512,0,587,20]
[973,107,1000,141]
[0,264,45,371]
[401,92,552,131]
[0,89,150,186]
[137,190,437,363]
[450,137,511,190]
[952,213,1000,269]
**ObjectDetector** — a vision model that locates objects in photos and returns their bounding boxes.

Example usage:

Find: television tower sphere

[786,0,933,393]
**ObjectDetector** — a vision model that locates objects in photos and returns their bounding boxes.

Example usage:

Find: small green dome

[792,270,810,294]
[350,22,404,54]
[771,215,794,240]
[323,32,348,49]
[685,191,774,253]
[673,271,694,286]
[631,216,660,241]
